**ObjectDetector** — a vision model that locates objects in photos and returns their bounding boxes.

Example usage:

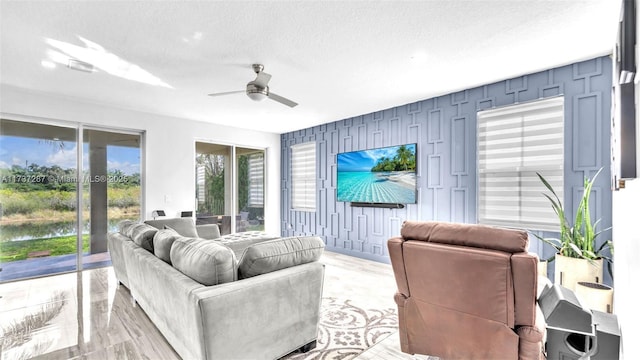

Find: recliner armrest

[516,305,546,360]
[512,252,539,326]
[387,236,410,297]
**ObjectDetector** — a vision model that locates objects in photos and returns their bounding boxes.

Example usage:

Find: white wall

[612,5,640,356]
[0,84,282,234]
[612,179,640,359]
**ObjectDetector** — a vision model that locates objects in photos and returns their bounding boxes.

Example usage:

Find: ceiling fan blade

[207,90,245,97]
[268,92,298,108]
[254,72,272,88]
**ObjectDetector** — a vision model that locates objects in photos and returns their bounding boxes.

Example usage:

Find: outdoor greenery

[1,187,139,217]
[196,153,226,215]
[0,164,140,218]
[0,163,140,263]
[237,155,249,212]
[196,152,262,216]
[0,234,90,262]
[0,164,140,192]
[534,168,613,268]
[371,145,416,172]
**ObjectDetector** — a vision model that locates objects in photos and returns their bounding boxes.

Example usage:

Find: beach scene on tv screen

[337,144,417,203]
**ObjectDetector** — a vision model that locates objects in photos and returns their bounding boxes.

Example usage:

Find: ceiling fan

[208,64,298,108]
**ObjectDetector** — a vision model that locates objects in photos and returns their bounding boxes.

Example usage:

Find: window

[247,152,264,207]
[291,142,316,211]
[237,147,265,232]
[0,119,142,282]
[195,143,266,234]
[477,97,564,231]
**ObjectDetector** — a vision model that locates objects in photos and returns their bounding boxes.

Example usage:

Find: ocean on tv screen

[337,171,416,203]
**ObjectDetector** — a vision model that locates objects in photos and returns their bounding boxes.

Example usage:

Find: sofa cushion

[238,236,325,279]
[153,228,182,264]
[130,223,158,252]
[196,224,221,240]
[118,220,138,237]
[170,238,236,286]
[144,218,199,238]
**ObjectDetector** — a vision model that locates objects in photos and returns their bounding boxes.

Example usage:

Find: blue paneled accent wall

[281,56,613,280]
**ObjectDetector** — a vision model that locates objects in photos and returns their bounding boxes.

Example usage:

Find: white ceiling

[0,0,621,134]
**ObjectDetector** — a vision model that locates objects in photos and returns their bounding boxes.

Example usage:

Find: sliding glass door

[196,142,233,234]
[0,119,142,282]
[0,120,79,280]
[195,142,265,235]
[236,147,265,232]
[81,128,141,270]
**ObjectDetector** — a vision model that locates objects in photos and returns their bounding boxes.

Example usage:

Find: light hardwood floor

[0,251,429,359]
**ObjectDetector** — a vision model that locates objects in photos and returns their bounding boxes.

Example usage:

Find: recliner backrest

[400,220,529,253]
[398,221,538,327]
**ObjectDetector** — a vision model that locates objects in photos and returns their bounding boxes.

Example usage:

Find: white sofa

[107,219,325,359]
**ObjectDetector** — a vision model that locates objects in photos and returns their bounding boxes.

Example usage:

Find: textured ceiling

[0,0,621,134]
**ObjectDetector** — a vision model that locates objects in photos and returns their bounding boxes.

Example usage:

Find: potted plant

[534,168,613,291]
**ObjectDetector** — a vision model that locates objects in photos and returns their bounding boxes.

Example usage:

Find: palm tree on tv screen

[395,145,412,171]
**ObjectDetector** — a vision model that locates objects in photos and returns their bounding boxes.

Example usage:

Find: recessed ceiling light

[41,60,56,69]
[44,36,172,88]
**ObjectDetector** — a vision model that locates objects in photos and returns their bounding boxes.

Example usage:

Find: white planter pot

[537,259,548,278]
[575,281,614,313]
[554,254,604,291]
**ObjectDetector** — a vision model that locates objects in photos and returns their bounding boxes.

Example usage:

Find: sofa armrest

[193,261,325,359]
[107,232,131,288]
[196,224,221,239]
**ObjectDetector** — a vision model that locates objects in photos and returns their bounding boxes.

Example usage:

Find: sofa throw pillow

[170,238,236,286]
[144,218,199,238]
[238,236,325,279]
[118,220,137,237]
[130,223,158,252]
[153,228,182,264]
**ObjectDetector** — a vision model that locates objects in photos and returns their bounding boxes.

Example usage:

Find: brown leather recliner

[388,221,546,360]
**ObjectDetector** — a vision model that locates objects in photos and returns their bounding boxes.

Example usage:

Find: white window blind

[248,153,264,207]
[196,165,206,204]
[291,142,316,211]
[477,96,564,231]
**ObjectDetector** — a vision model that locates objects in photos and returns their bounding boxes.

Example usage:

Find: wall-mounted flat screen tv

[337,143,417,204]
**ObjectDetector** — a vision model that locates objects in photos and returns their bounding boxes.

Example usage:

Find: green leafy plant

[534,168,613,270]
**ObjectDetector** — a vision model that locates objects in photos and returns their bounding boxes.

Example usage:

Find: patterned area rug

[284,297,398,360]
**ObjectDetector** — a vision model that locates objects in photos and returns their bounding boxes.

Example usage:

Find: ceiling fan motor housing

[246,83,268,101]
[252,64,264,74]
